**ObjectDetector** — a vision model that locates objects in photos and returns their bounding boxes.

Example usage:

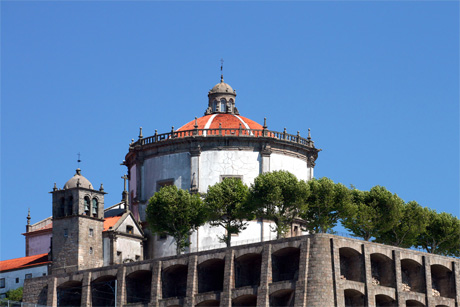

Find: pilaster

[394,250,402,305]
[47,277,57,307]
[423,256,432,306]
[185,255,198,306]
[257,243,272,307]
[220,249,235,307]
[363,244,374,307]
[454,261,460,305]
[149,261,162,307]
[80,271,92,307]
[294,238,309,307]
[116,266,126,306]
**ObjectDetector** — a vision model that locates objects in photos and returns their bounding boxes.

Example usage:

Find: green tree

[375,201,429,248]
[249,171,309,239]
[341,189,376,241]
[301,177,350,234]
[146,185,207,255]
[204,178,253,247]
[5,287,23,302]
[417,210,460,256]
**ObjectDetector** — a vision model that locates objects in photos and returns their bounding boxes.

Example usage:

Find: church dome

[177,113,263,132]
[208,76,235,95]
[64,168,93,189]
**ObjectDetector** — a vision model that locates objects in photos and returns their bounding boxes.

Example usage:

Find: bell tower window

[84,197,90,215]
[92,198,98,218]
[212,100,218,112]
[220,99,227,112]
[67,196,73,216]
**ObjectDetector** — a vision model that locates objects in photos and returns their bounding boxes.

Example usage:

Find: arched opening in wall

[234,253,262,288]
[197,258,225,293]
[162,264,188,298]
[126,270,152,304]
[232,294,257,306]
[375,294,396,307]
[37,285,48,306]
[339,247,364,282]
[271,247,300,282]
[435,305,449,307]
[57,280,82,307]
[59,197,65,217]
[67,196,73,216]
[195,300,220,306]
[91,275,116,307]
[406,300,425,307]
[431,264,455,298]
[344,289,365,307]
[269,289,294,307]
[401,259,425,293]
[370,253,395,288]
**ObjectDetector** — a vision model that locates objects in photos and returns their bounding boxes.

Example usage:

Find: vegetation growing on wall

[146,172,460,257]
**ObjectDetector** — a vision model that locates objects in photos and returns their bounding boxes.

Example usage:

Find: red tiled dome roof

[177,114,263,132]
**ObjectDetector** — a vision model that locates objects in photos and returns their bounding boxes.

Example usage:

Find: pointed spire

[121,174,129,209]
[220,58,224,82]
[263,117,267,129]
[53,182,58,191]
[99,183,104,192]
[138,127,143,139]
[307,128,311,141]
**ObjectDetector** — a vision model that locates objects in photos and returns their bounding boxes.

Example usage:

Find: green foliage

[146,185,206,255]
[301,177,350,234]
[375,201,429,248]
[5,287,23,302]
[204,178,253,247]
[249,171,309,239]
[342,186,405,241]
[417,210,460,256]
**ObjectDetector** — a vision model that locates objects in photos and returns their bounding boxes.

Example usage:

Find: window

[59,198,65,217]
[135,255,140,261]
[42,273,46,276]
[89,228,93,237]
[89,247,93,255]
[117,251,122,262]
[15,278,19,283]
[84,197,90,215]
[25,273,32,279]
[64,229,68,238]
[157,179,174,191]
[67,196,73,216]
[212,100,218,112]
[220,175,243,182]
[158,233,167,240]
[0,278,5,288]
[92,198,98,217]
[220,98,227,112]
[126,226,133,234]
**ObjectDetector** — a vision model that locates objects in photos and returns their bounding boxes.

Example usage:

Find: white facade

[0,265,48,297]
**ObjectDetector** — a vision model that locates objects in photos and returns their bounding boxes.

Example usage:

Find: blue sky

[1,1,458,261]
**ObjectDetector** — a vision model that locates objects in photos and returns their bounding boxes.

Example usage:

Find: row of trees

[146,171,459,257]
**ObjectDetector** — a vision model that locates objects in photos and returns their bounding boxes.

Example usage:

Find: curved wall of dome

[124,77,320,258]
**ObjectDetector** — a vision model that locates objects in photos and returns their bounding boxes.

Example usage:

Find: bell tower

[50,168,106,274]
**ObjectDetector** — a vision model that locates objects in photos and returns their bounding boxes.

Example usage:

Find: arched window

[92,198,98,217]
[220,99,227,112]
[212,100,218,112]
[84,197,90,215]
[60,198,65,217]
[67,196,73,216]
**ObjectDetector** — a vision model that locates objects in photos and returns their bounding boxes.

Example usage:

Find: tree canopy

[204,177,253,247]
[301,177,350,234]
[249,170,309,238]
[146,185,206,255]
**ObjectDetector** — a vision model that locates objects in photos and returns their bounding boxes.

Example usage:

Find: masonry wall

[24,234,460,307]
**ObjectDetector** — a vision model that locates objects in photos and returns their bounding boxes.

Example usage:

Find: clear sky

[1,1,458,261]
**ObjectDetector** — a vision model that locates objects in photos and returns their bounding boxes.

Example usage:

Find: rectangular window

[25,273,32,279]
[64,229,68,238]
[0,278,5,288]
[126,226,133,234]
[220,175,243,182]
[156,179,174,191]
[117,251,122,262]
[135,255,140,261]
[89,228,94,237]
[15,278,19,283]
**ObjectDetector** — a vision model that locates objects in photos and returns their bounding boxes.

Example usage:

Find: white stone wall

[0,265,48,296]
[116,237,142,263]
[103,237,111,267]
[199,150,261,193]
[142,152,191,199]
[269,152,312,181]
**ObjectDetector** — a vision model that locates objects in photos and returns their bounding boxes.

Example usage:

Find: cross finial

[77,152,81,168]
[121,174,128,192]
[220,58,224,82]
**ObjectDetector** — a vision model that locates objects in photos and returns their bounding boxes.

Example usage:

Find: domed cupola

[205,75,239,115]
[63,168,93,189]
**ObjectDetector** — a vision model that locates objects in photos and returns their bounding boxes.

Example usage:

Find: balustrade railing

[132,127,314,148]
